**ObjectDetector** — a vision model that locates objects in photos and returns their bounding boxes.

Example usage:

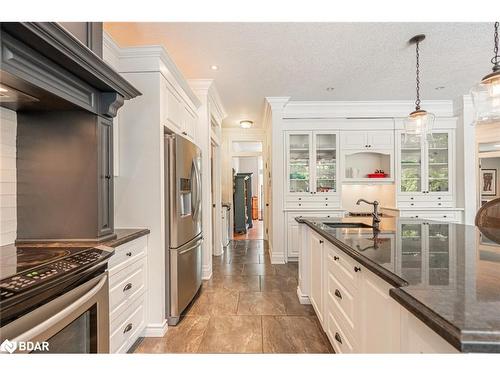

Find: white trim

[202,265,213,280]
[283,100,454,119]
[143,320,168,338]
[297,286,311,305]
[270,251,286,264]
[113,44,201,109]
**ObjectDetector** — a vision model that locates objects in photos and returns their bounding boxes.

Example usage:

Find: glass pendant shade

[471,70,500,124]
[404,109,435,136]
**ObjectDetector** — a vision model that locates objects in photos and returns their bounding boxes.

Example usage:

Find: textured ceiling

[104,22,494,127]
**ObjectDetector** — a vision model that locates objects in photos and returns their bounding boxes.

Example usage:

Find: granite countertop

[296,215,500,353]
[0,228,150,253]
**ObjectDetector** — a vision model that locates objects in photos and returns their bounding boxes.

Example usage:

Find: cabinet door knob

[335,332,342,344]
[123,323,133,334]
[438,203,442,206]
[354,266,361,272]
[319,240,324,244]
[123,283,133,292]
[334,289,342,299]
[105,175,111,179]
[126,252,132,257]
[298,203,302,206]
[182,131,188,136]
[333,256,339,261]
[410,203,414,206]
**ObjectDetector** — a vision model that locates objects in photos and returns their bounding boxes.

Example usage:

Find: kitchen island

[295,215,500,353]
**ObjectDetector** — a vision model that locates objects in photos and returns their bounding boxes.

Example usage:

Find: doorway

[232,155,264,240]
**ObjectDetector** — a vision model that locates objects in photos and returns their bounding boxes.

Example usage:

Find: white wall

[341,184,396,213]
[0,108,17,246]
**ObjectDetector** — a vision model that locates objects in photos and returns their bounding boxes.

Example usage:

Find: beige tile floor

[134,240,333,354]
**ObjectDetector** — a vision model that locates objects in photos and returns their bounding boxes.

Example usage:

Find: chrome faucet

[356,198,381,230]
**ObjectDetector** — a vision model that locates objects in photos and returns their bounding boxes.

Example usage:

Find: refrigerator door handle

[177,237,204,255]
[192,160,202,220]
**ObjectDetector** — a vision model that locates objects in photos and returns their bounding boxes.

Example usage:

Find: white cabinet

[300,224,458,353]
[286,211,344,260]
[398,209,462,223]
[396,130,454,206]
[285,131,340,208]
[108,235,148,353]
[341,130,394,182]
[309,230,325,325]
[400,307,458,353]
[161,78,196,142]
[341,130,394,150]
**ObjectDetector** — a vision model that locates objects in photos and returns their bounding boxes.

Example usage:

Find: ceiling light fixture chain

[415,39,421,111]
[492,22,499,70]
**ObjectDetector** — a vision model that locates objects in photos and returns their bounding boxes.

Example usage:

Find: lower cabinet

[303,225,458,353]
[108,235,148,353]
[309,230,325,324]
[286,211,344,259]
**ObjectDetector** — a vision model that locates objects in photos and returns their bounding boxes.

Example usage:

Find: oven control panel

[0,247,113,299]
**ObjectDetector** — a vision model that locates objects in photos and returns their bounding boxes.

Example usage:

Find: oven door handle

[12,274,108,344]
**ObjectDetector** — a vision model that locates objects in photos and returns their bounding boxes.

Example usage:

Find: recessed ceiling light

[326,87,335,91]
[210,65,219,71]
[240,120,253,129]
[435,86,445,90]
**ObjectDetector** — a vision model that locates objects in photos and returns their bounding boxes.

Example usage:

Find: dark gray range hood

[0,22,141,243]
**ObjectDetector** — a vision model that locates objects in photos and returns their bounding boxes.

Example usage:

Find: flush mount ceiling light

[210,65,219,71]
[471,21,500,124]
[239,120,253,129]
[404,34,435,138]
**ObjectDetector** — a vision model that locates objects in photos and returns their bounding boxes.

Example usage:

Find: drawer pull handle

[438,203,442,206]
[123,323,133,334]
[126,252,132,257]
[410,203,414,206]
[334,289,342,299]
[319,240,324,244]
[335,332,342,344]
[123,283,133,292]
[333,256,339,261]
[354,266,361,273]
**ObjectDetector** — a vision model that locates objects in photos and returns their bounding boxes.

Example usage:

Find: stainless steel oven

[0,272,109,353]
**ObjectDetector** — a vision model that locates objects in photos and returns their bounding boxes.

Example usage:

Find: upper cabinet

[341,130,394,183]
[396,129,454,207]
[161,80,196,142]
[286,131,339,197]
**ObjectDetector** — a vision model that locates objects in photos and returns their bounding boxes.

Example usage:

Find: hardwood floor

[134,239,333,354]
[233,220,264,240]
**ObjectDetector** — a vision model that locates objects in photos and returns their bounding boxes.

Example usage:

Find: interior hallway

[134,239,333,353]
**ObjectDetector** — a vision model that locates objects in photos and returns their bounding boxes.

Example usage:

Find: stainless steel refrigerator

[164,134,203,325]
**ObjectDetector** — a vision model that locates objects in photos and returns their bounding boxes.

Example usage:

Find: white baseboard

[297,286,311,305]
[202,265,212,280]
[143,319,168,337]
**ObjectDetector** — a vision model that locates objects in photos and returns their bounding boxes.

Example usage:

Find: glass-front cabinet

[286,131,339,196]
[398,131,452,196]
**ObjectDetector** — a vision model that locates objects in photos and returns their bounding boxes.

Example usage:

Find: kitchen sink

[323,222,373,229]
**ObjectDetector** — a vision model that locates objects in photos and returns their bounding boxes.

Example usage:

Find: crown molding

[283,100,455,119]
[189,79,227,125]
[265,96,291,109]
[113,42,201,108]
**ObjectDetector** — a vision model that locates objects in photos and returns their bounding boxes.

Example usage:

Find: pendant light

[404,34,435,138]
[471,22,500,124]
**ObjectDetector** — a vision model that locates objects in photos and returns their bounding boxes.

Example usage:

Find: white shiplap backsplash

[0,107,17,246]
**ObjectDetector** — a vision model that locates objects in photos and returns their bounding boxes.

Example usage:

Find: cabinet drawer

[397,201,453,209]
[325,243,359,292]
[110,295,146,353]
[399,211,461,223]
[108,236,147,275]
[326,267,357,335]
[326,309,355,354]
[109,258,147,318]
[285,201,332,209]
[398,195,452,202]
[287,211,344,223]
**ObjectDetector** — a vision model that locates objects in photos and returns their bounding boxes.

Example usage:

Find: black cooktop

[0,245,114,302]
